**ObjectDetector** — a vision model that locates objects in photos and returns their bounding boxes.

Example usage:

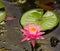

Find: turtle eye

[50,37,60,47]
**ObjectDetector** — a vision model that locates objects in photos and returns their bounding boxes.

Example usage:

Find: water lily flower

[21,24,45,47]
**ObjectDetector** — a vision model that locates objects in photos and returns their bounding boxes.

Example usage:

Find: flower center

[29,27,36,34]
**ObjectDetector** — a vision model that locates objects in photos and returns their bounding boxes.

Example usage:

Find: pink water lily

[21,24,45,47]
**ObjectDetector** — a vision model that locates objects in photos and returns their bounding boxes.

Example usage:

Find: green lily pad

[20,9,58,31]
[0,2,5,8]
[0,11,6,23]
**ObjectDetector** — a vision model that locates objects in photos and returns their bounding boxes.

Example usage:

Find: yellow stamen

[30,27,36,33]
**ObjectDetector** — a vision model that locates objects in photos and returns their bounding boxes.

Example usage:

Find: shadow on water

[0,8,5,11]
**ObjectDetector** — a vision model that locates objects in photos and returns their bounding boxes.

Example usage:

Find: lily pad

[20,9,58,31]
[0,11,6,23]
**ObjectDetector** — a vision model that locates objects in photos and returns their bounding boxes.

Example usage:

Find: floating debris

[0,24,7,33]
[50,37,60,47]
[18,0,27,4]
[0,21,5,25]
[0,24,6,30]
[0,32,4,36]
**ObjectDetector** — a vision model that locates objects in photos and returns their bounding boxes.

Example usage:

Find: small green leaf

[0,2,5,8]
[0,11,6,23]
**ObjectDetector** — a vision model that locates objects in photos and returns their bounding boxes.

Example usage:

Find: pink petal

[37,26,42,31]
[25,24,31,30]
[37,32,45,35]
[25,24,36,30]
[37,36,45,40]
[20,29,29,35]
[21,29,26,34]
[34,24,42,32]
[25,24,43,33]
[31,39,36,47]
[21,36,28,42]
[6,17,15,21]
[20,29,25,32]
